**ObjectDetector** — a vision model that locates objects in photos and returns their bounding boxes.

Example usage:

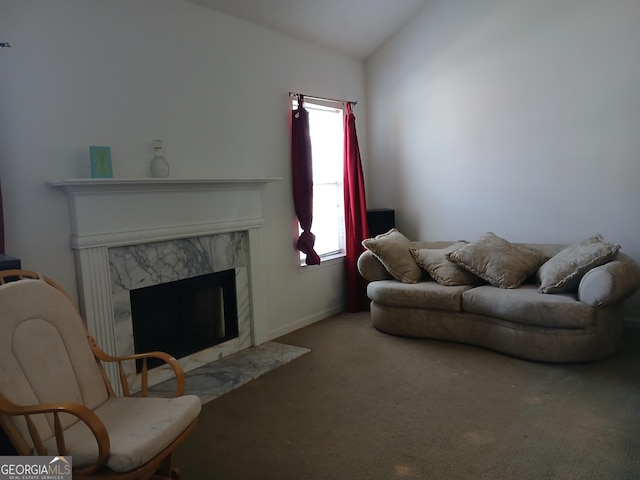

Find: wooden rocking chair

[0,270,201,479]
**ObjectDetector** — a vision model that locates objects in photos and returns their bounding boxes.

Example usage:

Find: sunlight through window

[292,99,345,264]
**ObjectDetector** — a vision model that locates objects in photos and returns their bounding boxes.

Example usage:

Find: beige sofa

[358,231,640,363]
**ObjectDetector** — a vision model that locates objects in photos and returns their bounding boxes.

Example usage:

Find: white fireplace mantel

[48,178,281,247]
[48,177,280,392]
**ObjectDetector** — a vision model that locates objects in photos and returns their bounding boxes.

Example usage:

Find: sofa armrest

[357,250,393,282]
[578,253,640,307]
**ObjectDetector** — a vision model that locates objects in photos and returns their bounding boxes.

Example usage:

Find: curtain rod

[289,91,357,106]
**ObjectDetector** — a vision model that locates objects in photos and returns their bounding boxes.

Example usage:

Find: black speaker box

[366,209,395,237]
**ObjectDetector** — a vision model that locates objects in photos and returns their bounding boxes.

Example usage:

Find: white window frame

[292,98,346,267]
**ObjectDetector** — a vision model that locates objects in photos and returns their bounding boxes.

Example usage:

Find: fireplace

[48,177,280,394]
[130,269,238,372]
[108,232,252,389]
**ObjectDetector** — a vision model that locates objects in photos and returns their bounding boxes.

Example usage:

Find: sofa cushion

[410,242,484,286]
[462,284,594,329]
[537,235,620,294]
[368,280,474,312]
[362,228,423,284]
[446,232,547,289]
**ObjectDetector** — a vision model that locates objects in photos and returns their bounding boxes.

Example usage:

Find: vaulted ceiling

[184,0,429,59]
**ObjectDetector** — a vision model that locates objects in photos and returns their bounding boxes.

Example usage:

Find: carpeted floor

[175,312,640,480]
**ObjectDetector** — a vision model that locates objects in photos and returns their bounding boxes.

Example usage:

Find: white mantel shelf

[48,177,282,247]
[48,177,282,192]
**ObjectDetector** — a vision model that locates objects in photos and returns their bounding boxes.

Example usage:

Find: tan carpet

[175,312,640,479]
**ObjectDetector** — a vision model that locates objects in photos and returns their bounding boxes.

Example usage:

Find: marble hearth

[49,178,279,394]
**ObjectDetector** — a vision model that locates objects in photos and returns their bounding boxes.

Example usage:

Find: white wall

[366,0,640,317]
[0,0,366,337]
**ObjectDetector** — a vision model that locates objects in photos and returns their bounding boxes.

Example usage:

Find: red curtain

[343,103,369,312]
[0,180,4,254]
[291,95,321,265]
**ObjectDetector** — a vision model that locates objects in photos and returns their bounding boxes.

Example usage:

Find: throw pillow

[361,228,423,284]
[537,234,620,294]
[446,232,547,289]
[410,242,484,286]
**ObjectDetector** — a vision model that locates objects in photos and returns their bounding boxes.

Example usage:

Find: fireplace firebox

[130,269,238,372]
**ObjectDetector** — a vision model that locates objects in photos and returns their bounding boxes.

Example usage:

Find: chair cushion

[0,279,110,442]
[462,285,594,328]
[43,395,202,472]
[368,280,474,312]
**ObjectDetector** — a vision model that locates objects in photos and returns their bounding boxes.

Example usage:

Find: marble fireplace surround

[49,178,279,394]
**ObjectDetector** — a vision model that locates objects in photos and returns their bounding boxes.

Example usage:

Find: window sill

[299,252,345,271]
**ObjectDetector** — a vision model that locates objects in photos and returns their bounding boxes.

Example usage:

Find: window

[292,99,346,264]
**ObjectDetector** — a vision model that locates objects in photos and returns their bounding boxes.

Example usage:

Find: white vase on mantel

[150,139,170,178]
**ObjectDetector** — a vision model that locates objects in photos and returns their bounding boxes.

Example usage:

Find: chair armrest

[88,337,186,397]
[0,394,109,476]
[578,253,640,306]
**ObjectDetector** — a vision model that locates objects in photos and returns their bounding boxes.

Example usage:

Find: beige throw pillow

[410,242,483,286]
[362,228,423,284]
[537,235,620,294]
[446,232,546,289]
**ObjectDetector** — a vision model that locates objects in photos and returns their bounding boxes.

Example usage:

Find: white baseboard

[269,304,345,340]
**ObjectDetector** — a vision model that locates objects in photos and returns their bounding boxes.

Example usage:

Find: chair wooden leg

[152,454,179,480]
